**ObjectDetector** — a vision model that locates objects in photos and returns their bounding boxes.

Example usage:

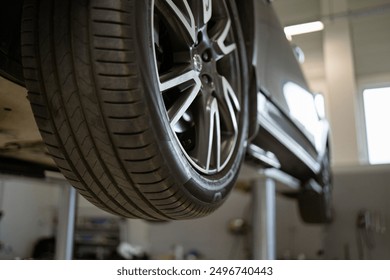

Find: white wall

[324,165,390,259]
[147,190,251,260]
[0,177,59,259]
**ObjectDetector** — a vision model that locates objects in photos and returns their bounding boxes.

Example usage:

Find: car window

[283,82,322,149]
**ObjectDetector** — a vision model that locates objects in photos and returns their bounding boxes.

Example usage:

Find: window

[363,87,390,164]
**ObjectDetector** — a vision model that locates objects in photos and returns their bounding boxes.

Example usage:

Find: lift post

[55,184,77,260]
[248,167,300,260]
[46,171,78,260]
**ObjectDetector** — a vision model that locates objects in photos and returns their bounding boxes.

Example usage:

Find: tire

[21,0,248,220]
[298,149,333,224]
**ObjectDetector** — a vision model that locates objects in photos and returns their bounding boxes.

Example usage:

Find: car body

[238,1,329,180]
[0,0,331,223]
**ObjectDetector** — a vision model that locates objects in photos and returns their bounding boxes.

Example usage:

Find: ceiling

[273,0,390,26]
[273,0,390,83]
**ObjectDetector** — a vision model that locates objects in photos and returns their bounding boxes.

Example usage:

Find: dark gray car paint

[248,0,325,179]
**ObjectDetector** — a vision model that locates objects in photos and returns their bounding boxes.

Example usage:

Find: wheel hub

[192,30,218,97]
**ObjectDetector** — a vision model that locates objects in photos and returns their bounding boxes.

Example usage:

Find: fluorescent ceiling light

[284,21,324,39]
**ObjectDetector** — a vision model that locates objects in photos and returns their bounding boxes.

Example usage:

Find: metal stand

[0,180,4,250]
[45,171,78,260]
[55,184,77,260]
[252,176,276,260]
[250,168,300,260]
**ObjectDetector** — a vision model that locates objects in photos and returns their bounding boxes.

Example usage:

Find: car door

[253,0,310,116]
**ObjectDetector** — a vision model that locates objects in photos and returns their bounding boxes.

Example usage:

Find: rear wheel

[298,150,333,224]
[21,0,248,220]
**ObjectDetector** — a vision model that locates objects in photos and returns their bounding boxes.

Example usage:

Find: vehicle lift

[50,160,300,260]
[245,144,301,260]
[0,156,300,260]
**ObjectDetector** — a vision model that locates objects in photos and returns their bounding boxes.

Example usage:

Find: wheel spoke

[207,98,221,171]
[159,68,197,91]
[195,97,221,172]
[215,19,237,57]
[202,0,212,25]
[168,84,201,127]
[218,76,240,134]
[159,69,201,127]
[163,0,197,44]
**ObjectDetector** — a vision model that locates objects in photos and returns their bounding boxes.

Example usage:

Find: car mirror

[292,44,305,64]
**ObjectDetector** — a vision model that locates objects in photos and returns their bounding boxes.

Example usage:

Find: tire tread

[21,0,217,220]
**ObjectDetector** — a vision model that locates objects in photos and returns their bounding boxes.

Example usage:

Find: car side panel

[252,0,309,113]
[249,0,323,179]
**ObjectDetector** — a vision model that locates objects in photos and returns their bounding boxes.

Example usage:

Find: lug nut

[202,74,212,84]
[202,50,212,62]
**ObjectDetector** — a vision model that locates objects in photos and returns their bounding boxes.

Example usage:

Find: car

[0,0,332,223]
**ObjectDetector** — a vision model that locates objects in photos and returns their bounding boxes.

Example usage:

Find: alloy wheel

[153,0,243,175]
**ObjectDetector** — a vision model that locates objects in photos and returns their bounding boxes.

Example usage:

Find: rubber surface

[298,150,333,224]
[21,0,248,220]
